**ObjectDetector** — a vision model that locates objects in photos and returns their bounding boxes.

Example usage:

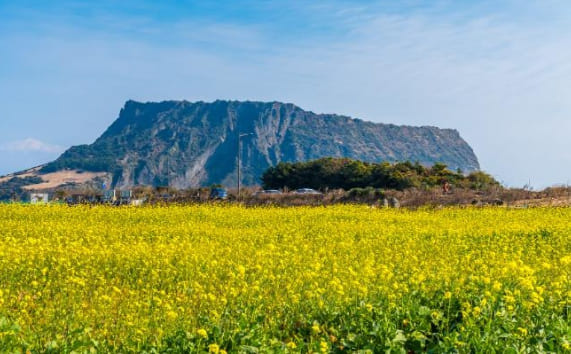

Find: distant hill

[11,100,480,189]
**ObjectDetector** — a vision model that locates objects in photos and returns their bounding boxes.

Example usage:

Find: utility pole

[237,133,252,199]
[166,156,170,188]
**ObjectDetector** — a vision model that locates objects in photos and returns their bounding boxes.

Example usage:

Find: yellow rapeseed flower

[286,341,297,349]
[0,204,567,352]
[197,329,208,339]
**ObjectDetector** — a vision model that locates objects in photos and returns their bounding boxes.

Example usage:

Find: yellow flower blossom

[197,329,208,339]
[0,204,567,352]
[286,341,297,349]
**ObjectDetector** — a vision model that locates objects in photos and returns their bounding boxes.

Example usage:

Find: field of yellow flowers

[0,204,569,352]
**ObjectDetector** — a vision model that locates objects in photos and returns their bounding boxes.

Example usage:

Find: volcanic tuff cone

[39,100,479,188]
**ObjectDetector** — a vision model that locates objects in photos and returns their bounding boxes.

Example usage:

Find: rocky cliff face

[42,100,480,188]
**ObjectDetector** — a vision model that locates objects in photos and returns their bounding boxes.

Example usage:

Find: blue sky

[1,0,570,188]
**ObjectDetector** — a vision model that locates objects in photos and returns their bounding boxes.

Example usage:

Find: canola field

[0,204,569,352]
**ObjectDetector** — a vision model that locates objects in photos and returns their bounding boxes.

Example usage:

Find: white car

[254,189,283,196]
[293,188,322,195]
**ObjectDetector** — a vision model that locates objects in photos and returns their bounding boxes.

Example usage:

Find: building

[30,193,49,204]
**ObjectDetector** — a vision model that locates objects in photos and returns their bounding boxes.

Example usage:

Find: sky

[0,0,570,188]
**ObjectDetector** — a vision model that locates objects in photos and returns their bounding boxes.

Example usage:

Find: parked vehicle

[293,188,322,195]
[254,189,282,196]
[210,188,228,200]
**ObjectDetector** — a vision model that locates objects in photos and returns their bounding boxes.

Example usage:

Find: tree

[261,158,498,191]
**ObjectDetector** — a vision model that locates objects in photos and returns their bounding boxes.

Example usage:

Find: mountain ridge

[25,99,480,189]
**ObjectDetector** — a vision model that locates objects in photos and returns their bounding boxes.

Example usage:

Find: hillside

[15,100,480,189]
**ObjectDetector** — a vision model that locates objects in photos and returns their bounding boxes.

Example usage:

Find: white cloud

[0,2,570,187]
[0,138,65,153]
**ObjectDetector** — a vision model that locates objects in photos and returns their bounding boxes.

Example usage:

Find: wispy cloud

[0,1,570,186]
[0,138,65,153]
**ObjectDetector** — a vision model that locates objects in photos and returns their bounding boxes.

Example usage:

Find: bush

[347,187,385,200]
[261,158,496,192]
[0,176,44,201]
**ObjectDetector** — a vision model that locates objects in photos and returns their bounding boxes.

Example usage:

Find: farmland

[0,205,569,352]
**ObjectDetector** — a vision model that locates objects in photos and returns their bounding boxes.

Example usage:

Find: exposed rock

[389,197,400,208]
[382,198,390,208]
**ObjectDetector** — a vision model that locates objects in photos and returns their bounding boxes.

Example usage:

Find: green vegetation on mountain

[0,176,43,201]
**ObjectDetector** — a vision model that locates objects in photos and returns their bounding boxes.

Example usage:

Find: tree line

[261,158,499,191]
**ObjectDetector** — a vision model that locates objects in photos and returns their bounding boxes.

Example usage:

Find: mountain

[30,100,480,189]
